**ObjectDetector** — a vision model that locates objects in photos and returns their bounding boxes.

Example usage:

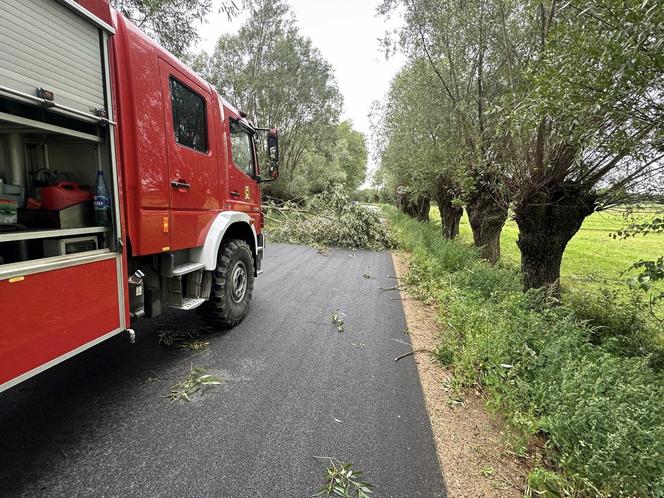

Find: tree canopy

[110,0,237,58]
[377,0,664,291]
[194,0,366,198]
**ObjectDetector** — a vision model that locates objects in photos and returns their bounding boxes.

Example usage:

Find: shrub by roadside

[264,186,395,251]
[387,207,664,496]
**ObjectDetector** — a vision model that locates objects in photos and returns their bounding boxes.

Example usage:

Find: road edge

[391,251,529,497]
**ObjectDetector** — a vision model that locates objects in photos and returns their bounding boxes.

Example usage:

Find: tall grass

[387,207,664,496]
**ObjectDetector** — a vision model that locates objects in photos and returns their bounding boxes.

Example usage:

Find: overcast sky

[195,0,405,186]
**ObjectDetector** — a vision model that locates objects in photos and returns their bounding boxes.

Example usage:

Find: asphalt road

[0,244,447,497]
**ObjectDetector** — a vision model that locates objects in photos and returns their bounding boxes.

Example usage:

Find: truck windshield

[229,120,254,177]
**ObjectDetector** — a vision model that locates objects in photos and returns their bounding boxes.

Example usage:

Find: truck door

[226,111,261,221]
[158,60,219,251]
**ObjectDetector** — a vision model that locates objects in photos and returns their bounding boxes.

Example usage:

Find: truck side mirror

[267,129,279,180]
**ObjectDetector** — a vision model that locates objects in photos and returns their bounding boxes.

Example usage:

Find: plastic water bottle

[94,168,111,227]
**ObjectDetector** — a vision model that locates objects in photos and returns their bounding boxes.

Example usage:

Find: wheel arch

[190,212,257,271]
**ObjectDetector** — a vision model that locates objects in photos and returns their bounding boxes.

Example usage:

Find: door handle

[171,180,191,190]
[230,190,240,198]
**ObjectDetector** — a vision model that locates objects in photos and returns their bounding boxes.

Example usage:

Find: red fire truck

[0,0,279,392]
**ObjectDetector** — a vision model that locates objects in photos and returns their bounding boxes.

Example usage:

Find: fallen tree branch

[395,348,433,361]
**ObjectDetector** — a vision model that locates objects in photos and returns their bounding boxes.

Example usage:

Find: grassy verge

[386,207,664,496]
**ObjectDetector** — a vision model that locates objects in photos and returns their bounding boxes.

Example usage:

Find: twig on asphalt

[395,348,433,361]
[378,286,400,291]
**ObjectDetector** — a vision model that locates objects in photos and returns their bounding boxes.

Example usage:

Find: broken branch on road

[378,286,400,291]
[395,349,434,362]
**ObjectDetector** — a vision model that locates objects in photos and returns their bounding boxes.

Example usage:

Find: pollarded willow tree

[380,0,663,292]
[502,0,664,292]
[379,0,513,262]
[193,0,366,199]
[373,60,464,226]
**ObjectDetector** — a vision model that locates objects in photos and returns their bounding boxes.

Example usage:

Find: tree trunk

[400,194,430,221]
[514,183,596,295]
[440,203,462,238]
[434,180,462,239]
[397,194,406,213]
[466,182,508,264]
[419,197,431,221]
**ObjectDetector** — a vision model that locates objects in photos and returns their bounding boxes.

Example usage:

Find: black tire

[199,239,254,327]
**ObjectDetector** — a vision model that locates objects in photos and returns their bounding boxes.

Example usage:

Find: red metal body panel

[171,211,218,250]
[0,258,120,386]
[111,12,171,255]
[74,0,112,26]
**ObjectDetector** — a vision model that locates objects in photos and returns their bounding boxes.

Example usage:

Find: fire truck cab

[0,0,278,392]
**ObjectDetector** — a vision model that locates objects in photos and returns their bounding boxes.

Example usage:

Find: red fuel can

[41,182,93,210]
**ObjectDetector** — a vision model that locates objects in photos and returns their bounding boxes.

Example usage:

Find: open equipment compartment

[0,0,120,270]
[0,98,116,266]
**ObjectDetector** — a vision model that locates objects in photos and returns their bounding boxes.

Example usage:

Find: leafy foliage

[110,0,237,58]
[372,60,462,203]
[330,310,345,333]
[313,457,374,498]
[167,366,222,402]
[388,206,664,496]
[626,258,664,316]
[614,212,664,312]
[614,216,664,240]
[178,339,210,351]
[265,186,394,251]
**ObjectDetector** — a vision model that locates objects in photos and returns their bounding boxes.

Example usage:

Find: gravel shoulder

[392,251,529,497]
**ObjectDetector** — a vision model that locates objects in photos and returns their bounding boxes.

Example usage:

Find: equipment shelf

[0,226,109,243]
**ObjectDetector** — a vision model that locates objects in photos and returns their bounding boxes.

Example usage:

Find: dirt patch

[392,251,529,497]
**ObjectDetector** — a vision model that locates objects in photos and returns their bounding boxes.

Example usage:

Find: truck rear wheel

[200,239,254,327]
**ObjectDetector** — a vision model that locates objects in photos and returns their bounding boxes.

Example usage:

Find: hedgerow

[387,207,664,496]
[264,186,395,251]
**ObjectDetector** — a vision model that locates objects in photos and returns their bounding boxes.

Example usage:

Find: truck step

[172,262,205,276]
[169,297,206,311]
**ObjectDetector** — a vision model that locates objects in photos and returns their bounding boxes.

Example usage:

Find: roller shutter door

[0,0,105,115]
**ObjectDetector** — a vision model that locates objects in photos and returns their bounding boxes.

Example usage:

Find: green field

[429,207,663,294]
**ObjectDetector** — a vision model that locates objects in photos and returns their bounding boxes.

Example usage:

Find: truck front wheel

[200,239,254,327]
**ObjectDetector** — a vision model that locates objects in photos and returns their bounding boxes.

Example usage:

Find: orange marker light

[163,216,169,233]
